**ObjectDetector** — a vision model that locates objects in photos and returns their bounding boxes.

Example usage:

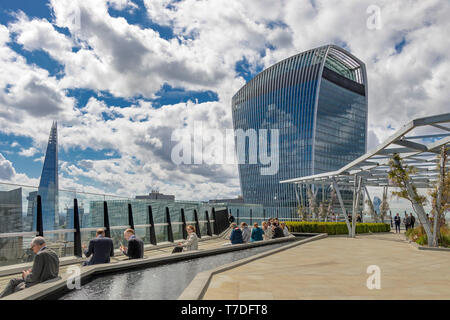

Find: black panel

[322,67,365,96]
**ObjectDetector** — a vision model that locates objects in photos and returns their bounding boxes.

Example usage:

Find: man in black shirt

[272,224,285,238]
[410,214,416,229]
[394,213,401,233]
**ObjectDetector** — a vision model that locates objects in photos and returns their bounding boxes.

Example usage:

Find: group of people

[228,217,291,245]
[0,228,146,298]
[82,228,144,266]
[393,213,416,233]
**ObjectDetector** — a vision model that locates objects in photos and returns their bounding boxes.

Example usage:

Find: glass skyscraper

[35,121,59,230]
[231,45,368,217]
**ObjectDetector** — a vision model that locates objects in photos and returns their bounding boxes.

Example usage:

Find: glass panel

[0,183,39,266]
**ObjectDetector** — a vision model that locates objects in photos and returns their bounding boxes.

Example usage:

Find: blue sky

[0,0,448,201]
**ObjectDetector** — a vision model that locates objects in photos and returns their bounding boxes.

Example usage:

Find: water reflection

[62,241,298,300]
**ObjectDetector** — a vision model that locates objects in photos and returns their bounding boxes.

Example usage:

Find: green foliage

[285,221,390,235]
[406,225,450,248]
[388,153,427,205]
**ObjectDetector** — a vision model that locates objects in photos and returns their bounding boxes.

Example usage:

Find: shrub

[405,225,450,248]
[285,221,390,235]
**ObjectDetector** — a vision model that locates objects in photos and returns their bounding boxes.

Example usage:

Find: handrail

[0,231,37,238]
[80,227,105,232]
[43,229,76,235]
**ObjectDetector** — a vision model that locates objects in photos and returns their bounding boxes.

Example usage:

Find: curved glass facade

[231,45,368,218]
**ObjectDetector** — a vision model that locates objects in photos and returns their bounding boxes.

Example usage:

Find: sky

[0,0,448,202]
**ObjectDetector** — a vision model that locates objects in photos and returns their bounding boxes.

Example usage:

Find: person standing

[410,214,416,229]
[250,223,264,242]
[0,237,59,298]
[356,214,362,223]
[82,228,114,266]
[228,213,235,224]
[120,228,144,259]
[403,213,410,231]
[394,213,401,233]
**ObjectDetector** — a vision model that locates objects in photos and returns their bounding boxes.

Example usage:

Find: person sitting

[280,222,290,237]
[174,225,198,252]
[229,223,243,244]
[250,223,264,242]
[262,221,273,240]
[273,218,280,226]
[120,228,144,259]
[0,237,59,298]
[82,228,114,266]
[241,222,251,243]
[272,224,285,238]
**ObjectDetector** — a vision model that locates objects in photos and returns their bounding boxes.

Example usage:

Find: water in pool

[61,241,297,300]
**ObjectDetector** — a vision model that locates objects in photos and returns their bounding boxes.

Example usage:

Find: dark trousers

[172,246,183,254]
[395,223,401,233]
[0,278,25,298]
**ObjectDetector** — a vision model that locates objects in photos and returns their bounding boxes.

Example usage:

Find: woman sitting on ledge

[250,223,264,242]
[177,225,199,252]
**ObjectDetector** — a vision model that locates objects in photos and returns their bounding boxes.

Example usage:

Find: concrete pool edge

[178,233,328,300]
[0,233,227,278]
[1,235,304,300]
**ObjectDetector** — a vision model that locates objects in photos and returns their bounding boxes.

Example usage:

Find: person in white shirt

[262,221,273,240]
[178,225,198,251]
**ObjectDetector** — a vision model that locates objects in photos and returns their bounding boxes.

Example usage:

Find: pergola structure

[280,113,450,233]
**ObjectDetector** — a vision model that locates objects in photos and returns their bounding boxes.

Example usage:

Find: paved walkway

[203,232,450,300]
[0,237,228,293]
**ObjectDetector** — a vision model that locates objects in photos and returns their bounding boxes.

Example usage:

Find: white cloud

[0,153,15,180]
[18,147,39,157]
[0,152,39,185]
[0,0,449,203]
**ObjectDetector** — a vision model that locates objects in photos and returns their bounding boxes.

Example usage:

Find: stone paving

[203,232,450,300]
[0,237,228,293]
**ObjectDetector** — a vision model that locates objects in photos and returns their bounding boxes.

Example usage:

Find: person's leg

[0,278,24,298]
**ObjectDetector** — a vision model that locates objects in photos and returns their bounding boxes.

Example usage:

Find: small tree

[326,188,336,222]
[319,202,327,221]
[379,187,390,223]
[428,145,449,246]
[388,153,433,246]
[307,187,319,221]
[297,204,307,221]
[365,198,379,222]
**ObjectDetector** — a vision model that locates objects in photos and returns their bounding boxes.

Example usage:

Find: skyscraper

[37,121,59,231]
[231,45,368,217]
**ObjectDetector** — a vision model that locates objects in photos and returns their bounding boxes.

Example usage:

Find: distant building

[65,207,84,229]
[232,45,368,217]
[31,121,59,231]
[209,196,244,204]
[373,196,382,214]
[0,187,24,263]
[136,190,175,201]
